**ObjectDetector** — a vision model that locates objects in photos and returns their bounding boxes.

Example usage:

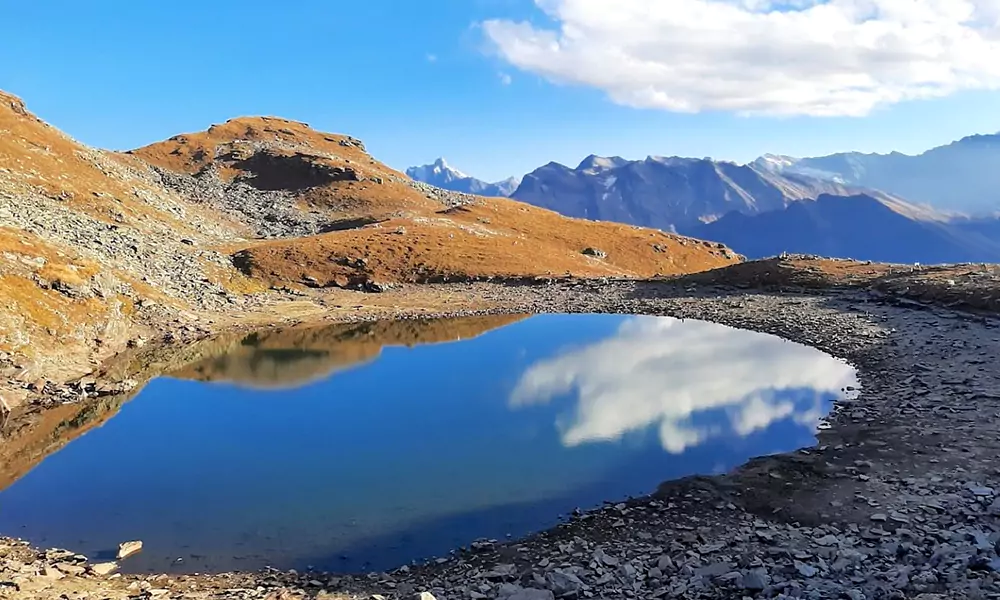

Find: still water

[0,314,857,574]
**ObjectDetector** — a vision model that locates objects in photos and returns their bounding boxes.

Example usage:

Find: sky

[3,0,1000,182]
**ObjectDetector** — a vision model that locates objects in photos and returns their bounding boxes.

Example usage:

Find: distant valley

[409,134,1000,264]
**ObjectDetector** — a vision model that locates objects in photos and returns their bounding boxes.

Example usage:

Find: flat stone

[870,513,888,522]
[815,535,840,546]
[544,570,585,596]
[969,486,995,497]
[694,562,735,579]
[484,564,517,579]
[508,590,555,600]
[117,540,143,560]
[39,565,64,580]
[90,562,118,576]
[54,562,86,576]
[794,561,818,578]
[742,568,770,591]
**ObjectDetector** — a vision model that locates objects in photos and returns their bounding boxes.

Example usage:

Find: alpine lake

[0,314,857,574]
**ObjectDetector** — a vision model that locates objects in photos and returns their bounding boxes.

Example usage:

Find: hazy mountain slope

[511,155,862,233]
[693,194,1000,264]
[406,158,520,197]
[755,134,1000,214]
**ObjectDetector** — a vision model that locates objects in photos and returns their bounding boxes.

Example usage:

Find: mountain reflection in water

[0,314,856,575]
[170,315,529,388]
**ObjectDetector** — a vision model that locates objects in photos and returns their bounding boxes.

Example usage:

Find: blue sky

[3,0,1000,182]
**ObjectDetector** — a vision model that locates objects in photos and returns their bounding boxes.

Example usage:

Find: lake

[0,314,857,574]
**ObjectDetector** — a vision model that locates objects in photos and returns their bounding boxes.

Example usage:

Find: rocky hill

[406,158,520,197]
[0,88,739,400]
[510,154,864,234]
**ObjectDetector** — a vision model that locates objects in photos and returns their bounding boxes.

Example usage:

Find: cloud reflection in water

[511,316,857,453]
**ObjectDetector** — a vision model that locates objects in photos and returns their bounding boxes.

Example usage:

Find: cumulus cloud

[510,316,857,453]
[482,0,1000,116]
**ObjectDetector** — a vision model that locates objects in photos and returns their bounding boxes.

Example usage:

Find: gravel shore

[3,280,1000,599]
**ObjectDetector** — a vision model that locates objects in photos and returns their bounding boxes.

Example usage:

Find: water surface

[0,314,856,574]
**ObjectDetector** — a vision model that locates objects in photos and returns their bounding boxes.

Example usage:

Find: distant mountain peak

[406,157,468,183]
[577,155,628,172]
[406,158,518,197]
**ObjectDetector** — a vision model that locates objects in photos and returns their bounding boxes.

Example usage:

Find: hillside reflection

[170,315,528,389]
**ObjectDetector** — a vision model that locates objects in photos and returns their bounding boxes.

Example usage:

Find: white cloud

[510,316,857,453]
[482,0,1000,116]
[499,72,513,85]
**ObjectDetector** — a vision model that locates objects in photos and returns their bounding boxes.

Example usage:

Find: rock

[117,540,143,560]
[411,593,437,600]
[815,534,839,546]
[794,561,818,577]
[742,568,770,591]
[694,562,734,579]
[544,570,585,596]
[54,562,86,576]
[483,563,517,579]
[90,562,118,576]
[870,513,888,522]
[657,554,675,571]
[508,590,555,600]
[968,486,995,497]
[39,564,64,580]
[581,247,607,259]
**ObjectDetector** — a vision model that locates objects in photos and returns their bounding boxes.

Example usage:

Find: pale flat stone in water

[117,540,143,560]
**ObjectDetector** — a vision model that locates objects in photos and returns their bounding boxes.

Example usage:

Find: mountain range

[753,134,1000,215]
[409,135,1000,264]
[692,194,1000,264]
[406,158,520,197]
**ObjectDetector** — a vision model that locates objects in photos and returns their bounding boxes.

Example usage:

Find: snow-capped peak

[430,157,468,179]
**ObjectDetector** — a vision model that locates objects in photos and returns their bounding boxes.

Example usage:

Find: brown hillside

[132,114,740,287]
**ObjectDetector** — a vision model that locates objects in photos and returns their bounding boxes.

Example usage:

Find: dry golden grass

[132,113,739,287]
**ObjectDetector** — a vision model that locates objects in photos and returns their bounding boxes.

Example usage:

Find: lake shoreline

[2,273,1000,599]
